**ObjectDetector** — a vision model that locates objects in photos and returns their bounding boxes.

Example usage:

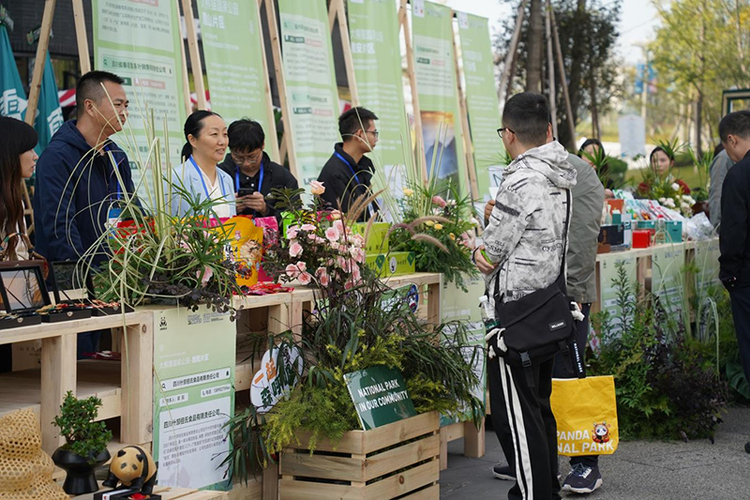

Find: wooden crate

[279,411,440,500]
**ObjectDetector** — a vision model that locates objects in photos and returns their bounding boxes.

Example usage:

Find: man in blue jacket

[33,71,135,356]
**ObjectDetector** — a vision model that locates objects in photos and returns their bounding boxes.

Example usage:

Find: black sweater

[719,150,750,285]
[218,152,298,219]
[317,143,377,222]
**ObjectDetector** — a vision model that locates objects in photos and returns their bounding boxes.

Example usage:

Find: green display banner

[0,24,28,121]
[152,305,236,491]
[34,53,64,152]
[197,0,275,142]
[345,365,416,430]
[92,0,187,196]
[348,0,411,190]
[456,12,504,202]
[278,0,341,188]
[651,243,686,321]
[598,252,637,335]
[693,238,720,295]
[412,0,468,195]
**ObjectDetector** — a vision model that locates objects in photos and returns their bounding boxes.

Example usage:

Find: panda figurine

[102,445,158,495]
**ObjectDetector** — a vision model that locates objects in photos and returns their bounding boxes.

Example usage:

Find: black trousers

[729,286,750,386]
[488,304,598,497]
[488,351,561,500]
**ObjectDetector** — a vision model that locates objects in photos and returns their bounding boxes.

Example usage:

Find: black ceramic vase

[52,447,110,495]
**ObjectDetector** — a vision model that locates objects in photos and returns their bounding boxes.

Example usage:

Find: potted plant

[51,391,113,495]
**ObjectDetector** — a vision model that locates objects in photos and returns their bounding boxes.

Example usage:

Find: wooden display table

[72,484,228,499]
[0,312,154,455]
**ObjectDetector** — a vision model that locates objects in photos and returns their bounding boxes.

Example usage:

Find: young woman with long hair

[0,116,39,260]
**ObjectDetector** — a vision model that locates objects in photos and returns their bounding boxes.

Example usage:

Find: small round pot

[52,447,111,495]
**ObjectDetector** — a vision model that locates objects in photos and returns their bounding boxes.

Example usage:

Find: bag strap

[559,188,572,279]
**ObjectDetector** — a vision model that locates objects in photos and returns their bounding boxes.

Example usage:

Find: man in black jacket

[218,119,298,219]
[317,107,379,221]
[718,110,750,455]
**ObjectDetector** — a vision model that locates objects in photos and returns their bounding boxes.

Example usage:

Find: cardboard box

[366,252,415,277]
[598,224,624,246]
[352,222,390,254]
[666,220,682,243]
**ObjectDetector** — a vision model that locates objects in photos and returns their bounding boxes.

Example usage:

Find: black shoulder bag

[493,189,584,384]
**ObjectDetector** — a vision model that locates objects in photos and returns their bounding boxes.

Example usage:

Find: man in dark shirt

[718,109,750,455]
[317,107,379,221]
[218,119,298,219]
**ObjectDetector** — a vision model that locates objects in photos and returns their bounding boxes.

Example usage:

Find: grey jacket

[709,149,735,229]
[484,141,577,303]
[566,154,605,304]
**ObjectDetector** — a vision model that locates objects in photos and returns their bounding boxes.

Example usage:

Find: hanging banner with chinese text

[456,12,503,201]
[412,1,468,195]
[348,0,411,192]
[277,0,340,187]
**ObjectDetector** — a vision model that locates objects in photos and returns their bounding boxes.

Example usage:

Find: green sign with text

[345,366,416,430]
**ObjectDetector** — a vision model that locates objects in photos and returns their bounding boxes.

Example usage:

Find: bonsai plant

[51,391,113,495]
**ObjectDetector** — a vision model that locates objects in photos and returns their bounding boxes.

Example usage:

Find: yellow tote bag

[550,375,619,457]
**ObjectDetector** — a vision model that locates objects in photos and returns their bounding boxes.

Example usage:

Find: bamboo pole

[329,0,359,106]
[498,0,527,107]
[549,3,576,145]
[26,0,56,126]
[451,12,479,201]
[544,0,558,138]
[72,0,91,73]
[399,0,428,185]
[264,0,298,178]
[180,0,207,110]
[256,0,280,162]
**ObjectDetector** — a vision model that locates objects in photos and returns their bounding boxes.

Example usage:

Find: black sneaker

[492,463,515,481]
[745,441,750,454]
[561,463,602,494]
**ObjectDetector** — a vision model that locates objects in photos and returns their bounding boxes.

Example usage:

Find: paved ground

[439,407,750,499]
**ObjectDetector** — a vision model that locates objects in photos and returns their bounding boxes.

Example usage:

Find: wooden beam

[40,335,76,455]
[264,0,299,179]
[329,0,359,107]
[177,0,193,116]
[256,0,280,162]
[549,3,576,146]
[26,0,56,129]
[498,0,527,107]
[180,0,207,110]
[450,13,479,201]
[544,0,558,138]
[399,0,428,185]
[72,0,91,74]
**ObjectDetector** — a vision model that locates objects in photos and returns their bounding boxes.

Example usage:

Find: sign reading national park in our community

[344,366,416,430]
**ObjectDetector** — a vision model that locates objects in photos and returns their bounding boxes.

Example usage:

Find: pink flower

[319,273,330,287]
[307,232,317,240]
[289,241,303,257]
[352,263,361,282]
[310,180,325,196]
[325,226,340,242]
[287,225,299,239]
[298,272,313,285]
[198,266,213,287]
[296,261,307,272]
[344,279,354,290]
[285,263,300,279]
[301,223,316,232]
[330,210,342,220]
[432,195,447,208]
[315,236,327,244]
[333,220,344,233]
[351,234,365,247]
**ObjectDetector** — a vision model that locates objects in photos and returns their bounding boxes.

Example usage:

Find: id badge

[107,207,123,236]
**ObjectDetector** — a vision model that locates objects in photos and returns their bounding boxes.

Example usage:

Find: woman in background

[171,111,235,219]
[578,138,615,197]
[0,116,39,373]
[638,146,691,196]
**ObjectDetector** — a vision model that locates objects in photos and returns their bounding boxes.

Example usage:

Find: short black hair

[578,138,604,157]
[502,92,550,147]
[76,71,125,115]
[719,110,750,143]
[339,107,378,140]
[649,145,673,163]
[227,119,265,153]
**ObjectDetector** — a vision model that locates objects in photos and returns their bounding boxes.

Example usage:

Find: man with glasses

[218,118,298,218]
[318,107,379,221]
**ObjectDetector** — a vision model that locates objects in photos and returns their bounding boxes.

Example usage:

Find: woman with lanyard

[172,111,236,220]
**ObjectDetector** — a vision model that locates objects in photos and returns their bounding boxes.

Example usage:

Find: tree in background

[650,0,750,155]
[495,0,623,151]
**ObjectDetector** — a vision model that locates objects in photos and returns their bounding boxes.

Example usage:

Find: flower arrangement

[261,183,368,297]
[389,180,478,291]
[654,182,697,217]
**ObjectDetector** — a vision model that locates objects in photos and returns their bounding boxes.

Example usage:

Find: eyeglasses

[231,150,262,166]
[365,129,379,138]
[497,127,514,139]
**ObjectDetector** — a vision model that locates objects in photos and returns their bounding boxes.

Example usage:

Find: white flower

[658,197,667,204]
[671,182,680,192]
[680,202,690,211]
[664,198,676,208]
